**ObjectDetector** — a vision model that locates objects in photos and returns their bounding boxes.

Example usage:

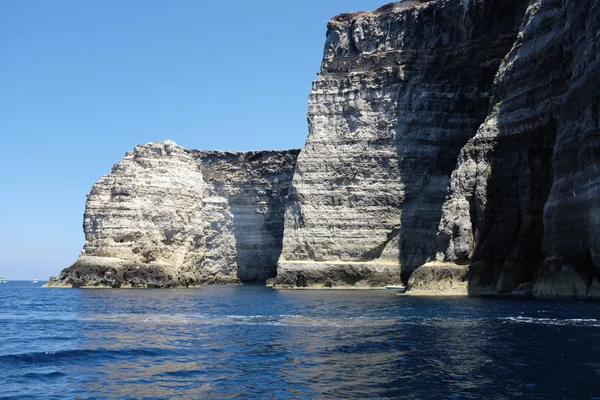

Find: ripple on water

[2,283,600,399]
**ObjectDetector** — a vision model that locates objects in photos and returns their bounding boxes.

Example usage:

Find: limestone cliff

[191,150,299,283]
[48,0,600,296]
[47,142,298,288]
[270,0,527,288]
[418,0,600,298]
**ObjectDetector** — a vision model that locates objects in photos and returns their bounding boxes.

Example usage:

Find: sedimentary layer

[191,150,300,283]
[48,0,600,296]
[271,0,527,288]
[414,0,600,298]
[47,142,298,288]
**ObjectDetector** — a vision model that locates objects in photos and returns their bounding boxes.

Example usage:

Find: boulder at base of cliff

[406,262,469,296]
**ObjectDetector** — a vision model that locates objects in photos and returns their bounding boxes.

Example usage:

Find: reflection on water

[2,283,600,398]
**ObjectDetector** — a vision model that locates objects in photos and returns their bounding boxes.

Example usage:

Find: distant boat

[32,279,38,284]
[0,277,5,283]
[385,285,406,292]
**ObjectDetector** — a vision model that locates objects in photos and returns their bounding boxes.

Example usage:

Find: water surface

[2,281,600,399]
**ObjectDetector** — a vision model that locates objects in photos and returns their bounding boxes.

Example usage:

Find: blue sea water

[2,281,600,399]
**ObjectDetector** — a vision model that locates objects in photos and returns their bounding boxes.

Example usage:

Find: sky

[0,0,386,280]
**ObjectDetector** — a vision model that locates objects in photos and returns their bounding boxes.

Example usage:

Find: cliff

[48,0,600,296]
[415,0,600,298]
[191,150,299,283]
[47,142,299,288]
[270,0,528,288]
[272,0,600,296]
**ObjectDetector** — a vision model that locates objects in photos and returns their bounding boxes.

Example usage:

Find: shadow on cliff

[464,0,600,295]
[394,0,528,283]
[466,113,558,295]
[230,194,287,284]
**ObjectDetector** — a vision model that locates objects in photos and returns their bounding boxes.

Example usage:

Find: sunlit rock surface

[271,0,527,288]
[47,142,298,288]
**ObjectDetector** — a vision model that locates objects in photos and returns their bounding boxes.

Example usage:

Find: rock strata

[425,0,600,298]
[406,262,469,296]
[271,0,527,288]
[48,0,600,296]
[192,150,300,283]
[47,142,298,288]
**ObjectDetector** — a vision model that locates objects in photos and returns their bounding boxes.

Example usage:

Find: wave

[0,347,169,364]
[0,312,78,322]
[80,313,413,328]
[500,316,600,327]
[77,313,600,328]
[13,371,66,379]
[9,311,598,329]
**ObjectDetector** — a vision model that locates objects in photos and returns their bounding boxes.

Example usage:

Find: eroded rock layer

[271,0,527,288]
[415,0,600,297]
[192,150,300,283]
[47,142,298,288]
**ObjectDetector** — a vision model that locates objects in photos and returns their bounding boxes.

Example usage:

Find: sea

[2,281,600,399]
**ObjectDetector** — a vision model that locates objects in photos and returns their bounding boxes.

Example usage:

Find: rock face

[427,0,600,298]
[47,141,299,288]
[270,0,527,288]
[48,0,600,296]
[406,262,470,296]
[191,150,300,283]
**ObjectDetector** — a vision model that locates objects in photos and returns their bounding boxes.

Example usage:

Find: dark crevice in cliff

[195,150,300,284]
[583,248,597,282]
[396,0,529,280]
[469,114,558,293]
[464,0,591,297]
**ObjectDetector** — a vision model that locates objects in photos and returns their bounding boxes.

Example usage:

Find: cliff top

[186,148,301,158]
[137,140,300,157]
[331,0,432,23]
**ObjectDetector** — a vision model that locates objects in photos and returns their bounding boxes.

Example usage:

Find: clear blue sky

[0,0,385,280]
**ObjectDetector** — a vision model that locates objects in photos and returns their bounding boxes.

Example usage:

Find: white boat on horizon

[32,279,38,284]
[0,277,5,283]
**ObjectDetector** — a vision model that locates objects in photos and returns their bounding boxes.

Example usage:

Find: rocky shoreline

[48,0,600,298]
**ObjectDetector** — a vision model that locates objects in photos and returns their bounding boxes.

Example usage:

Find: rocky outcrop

[47,142,298,288]
[415,0,600,298]
[406,262,470,296]
[49,141,221,288]
[270,0,527,288]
